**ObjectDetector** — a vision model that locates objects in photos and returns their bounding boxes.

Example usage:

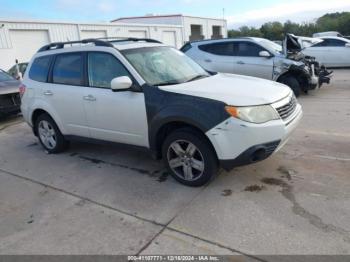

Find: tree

[227,12,350,40]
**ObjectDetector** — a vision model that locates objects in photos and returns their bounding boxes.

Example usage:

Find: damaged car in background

[0,69,21,118]
[295,34,350,68]
[182,35,332,97]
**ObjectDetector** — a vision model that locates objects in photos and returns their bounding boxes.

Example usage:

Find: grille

[265,141,280,155]
[276,96,297,120]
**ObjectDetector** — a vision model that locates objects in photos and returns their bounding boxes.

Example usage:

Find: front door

[232,41,273,80]
[83,51,149,147]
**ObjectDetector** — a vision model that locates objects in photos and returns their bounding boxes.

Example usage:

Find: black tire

[35,113,69,153]
[280,76,301,97]
[162,128,218,187]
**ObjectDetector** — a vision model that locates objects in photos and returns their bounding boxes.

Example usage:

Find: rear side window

[29,56,52,82]
[199,42,234,56]
[88,52,131,88]
[52,53,83,86]
[313,39,346,47]
[235,42,264,57]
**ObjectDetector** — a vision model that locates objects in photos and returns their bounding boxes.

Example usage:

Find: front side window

[199,42,234,56]
[29,56,52,82]
[122,47,209,86]
[235,42,264,57]
[52,53,83,86]
[88,52,131,88]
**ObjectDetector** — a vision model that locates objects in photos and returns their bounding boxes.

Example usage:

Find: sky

[1,0,350,29]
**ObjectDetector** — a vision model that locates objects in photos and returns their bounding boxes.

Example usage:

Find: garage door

[128,30,147,38]
[10,30,50,64]
[162,31,176,47]
[80,30,107,40]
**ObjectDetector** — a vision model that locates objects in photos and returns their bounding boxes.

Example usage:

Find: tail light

[19,83,26,98]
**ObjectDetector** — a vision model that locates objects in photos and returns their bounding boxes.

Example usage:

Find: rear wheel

[162,128,218,187]
[35,114,68,153]
[280,75,301,97]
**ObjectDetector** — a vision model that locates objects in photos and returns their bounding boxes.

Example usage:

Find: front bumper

[206,102,303,171]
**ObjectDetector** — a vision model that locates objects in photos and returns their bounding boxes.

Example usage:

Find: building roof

[112,14,226,23]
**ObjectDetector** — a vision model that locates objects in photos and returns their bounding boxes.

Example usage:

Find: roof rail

[37,38,114,52]
[99,37,163,44]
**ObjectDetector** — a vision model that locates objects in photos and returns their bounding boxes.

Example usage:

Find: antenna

[222,8,225,20]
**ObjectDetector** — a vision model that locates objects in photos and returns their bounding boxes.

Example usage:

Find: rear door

[232,41,273,79]
[46,52,90,137]
[196,42,234,73]
[83,51,149,147]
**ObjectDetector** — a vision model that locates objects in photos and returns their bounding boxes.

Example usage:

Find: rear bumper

[0,105,20,116]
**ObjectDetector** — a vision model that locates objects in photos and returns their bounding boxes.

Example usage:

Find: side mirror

[345,43,350,48]
[111,76,132,91]
[259,51,272,58]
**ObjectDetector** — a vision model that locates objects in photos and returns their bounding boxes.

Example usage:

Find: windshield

[122,46,209,86]
[257,39,283,54]
[0,70,14,81]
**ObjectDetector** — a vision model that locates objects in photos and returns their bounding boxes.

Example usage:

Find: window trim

[86,51,139,90]
[49,52,85,87]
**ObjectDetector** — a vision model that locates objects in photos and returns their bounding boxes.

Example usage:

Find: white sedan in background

[302,36,350,67]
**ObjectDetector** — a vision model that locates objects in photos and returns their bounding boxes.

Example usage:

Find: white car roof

[112,41,166,50]
[319,36,350,42]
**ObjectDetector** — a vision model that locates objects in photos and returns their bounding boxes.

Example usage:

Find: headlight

[225,105,280,124]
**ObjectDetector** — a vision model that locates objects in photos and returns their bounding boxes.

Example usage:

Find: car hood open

[158,73,291,106]
[283,33,323,55]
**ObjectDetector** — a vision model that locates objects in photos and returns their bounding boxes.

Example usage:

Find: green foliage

[227,12,350,40]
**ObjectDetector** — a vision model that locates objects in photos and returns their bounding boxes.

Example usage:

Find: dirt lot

[0,70,349,258]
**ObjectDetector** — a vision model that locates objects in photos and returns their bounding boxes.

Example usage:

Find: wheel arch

[30,106,66,136]
[276,68,310,91]
[150,118,218,160]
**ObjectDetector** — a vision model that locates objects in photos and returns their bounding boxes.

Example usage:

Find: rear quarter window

[198,42,234,56]
[29,56,52,82]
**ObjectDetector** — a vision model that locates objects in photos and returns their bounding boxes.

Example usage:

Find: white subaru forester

[20,38,303,186]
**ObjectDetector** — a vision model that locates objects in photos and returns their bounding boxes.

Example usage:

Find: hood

[159,73,291,106]
[0,80,20,95]
[283,34,323,55]
[283,34,302,56]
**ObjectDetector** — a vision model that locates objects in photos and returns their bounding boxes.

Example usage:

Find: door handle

[43,90,53,96]
[83,95,96,101]
[204,59,212,63]
[237,61,245,65]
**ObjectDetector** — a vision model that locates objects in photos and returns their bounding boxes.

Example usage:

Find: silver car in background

[182,36,331,96]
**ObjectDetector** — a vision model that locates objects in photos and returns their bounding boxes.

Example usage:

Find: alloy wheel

[167,140,205,181]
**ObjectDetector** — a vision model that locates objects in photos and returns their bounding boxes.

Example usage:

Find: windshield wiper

[153,81,180,86]
[185,74,208,83]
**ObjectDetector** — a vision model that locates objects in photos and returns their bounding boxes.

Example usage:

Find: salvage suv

[182,36,331,97]
[21,38,302,186]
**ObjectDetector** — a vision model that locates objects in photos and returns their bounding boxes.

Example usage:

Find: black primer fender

[142,84,230,153]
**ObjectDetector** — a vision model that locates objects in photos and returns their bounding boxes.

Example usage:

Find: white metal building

[0,15,227,70]
[113,14,227,42]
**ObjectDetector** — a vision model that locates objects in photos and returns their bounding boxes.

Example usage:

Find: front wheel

[162,128,218,187]
[280,76,301,97]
